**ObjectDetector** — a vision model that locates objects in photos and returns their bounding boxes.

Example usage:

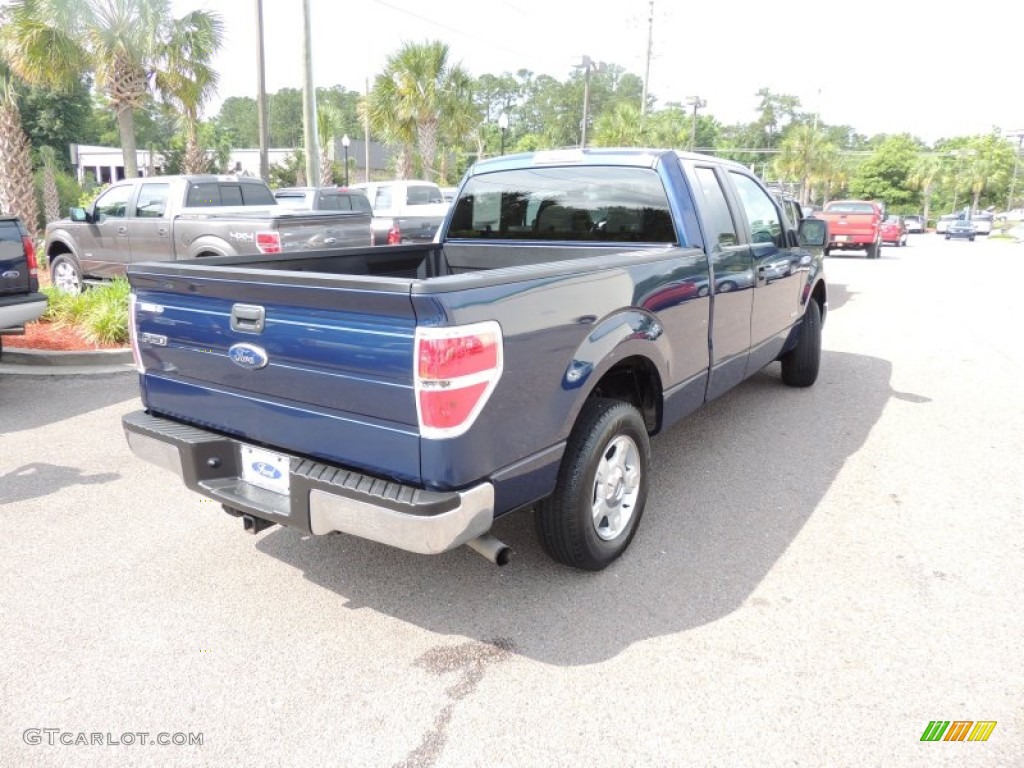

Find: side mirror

[69,207,89,223]
[798,217,828,248]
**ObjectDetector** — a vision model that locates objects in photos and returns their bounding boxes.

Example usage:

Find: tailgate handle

[231,304,265,333]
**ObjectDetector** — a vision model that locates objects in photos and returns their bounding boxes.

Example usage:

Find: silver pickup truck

[44,174,372,293]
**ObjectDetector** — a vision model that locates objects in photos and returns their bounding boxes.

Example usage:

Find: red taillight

[256,231,282,254]
[387,224,401,245]
[415,322,503,439]
[22,236,37,276]
[128,293,144,372]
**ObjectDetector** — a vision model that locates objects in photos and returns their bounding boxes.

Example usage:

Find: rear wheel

[51,254,83,294]
[865,241,879,259]
[535,398,650,570]
[781,299,821,388]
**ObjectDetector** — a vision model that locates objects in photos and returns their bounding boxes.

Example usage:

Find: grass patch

[41,278,130,345]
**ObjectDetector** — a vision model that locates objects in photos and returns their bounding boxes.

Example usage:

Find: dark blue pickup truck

[122,148,828,570]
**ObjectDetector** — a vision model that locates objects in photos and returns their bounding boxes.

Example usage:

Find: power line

[368,0,526,58]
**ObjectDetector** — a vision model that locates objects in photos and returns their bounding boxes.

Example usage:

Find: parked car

[0,215,47,357]
[904,214,925,233]
[273,186,373,214]
[935,214,958,234]
[880,215,908,247]
[350,180,450,245]
[818,200,884,258]
[44,175,372,294]
[945,220,976,241]
[970,213,993,235]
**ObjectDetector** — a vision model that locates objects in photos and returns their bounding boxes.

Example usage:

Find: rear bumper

[0,293,47,330]
[122,410,495,554]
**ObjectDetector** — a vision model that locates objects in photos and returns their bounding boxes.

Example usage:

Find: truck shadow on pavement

[256,350,911,666]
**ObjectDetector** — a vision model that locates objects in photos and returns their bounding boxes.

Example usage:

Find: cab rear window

[447,166,677,243]
[187,182,275,207]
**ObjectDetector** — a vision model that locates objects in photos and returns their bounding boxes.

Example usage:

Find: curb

[0,346,135,375]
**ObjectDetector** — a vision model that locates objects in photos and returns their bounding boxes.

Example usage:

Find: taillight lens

[415,322,503,439]
[22,236,37,276]
[128,293,144,372]
[387,224,401,245]
[256,232,282,254]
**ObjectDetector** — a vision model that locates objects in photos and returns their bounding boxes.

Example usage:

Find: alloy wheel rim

[54,262,80,293]
[591,434,641,541]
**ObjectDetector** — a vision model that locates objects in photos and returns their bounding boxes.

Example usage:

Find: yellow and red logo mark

[921,721,997,742]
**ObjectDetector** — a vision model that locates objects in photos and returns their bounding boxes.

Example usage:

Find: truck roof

[467,147,750,176]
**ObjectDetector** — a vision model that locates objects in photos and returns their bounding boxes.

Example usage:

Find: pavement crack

[394,638,514,768]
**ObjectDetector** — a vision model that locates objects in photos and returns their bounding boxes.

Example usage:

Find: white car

[970,214,993,235]
[935,214,958,234]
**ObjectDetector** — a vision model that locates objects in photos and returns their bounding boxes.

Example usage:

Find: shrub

[41,278,130,345]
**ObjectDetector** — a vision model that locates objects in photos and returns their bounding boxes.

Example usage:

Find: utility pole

[254,0,269,181]
[300,0,319,187]
[686,95,706,151]
[364,77,371,182]
[641,1,653,121]
[576,55,598,148]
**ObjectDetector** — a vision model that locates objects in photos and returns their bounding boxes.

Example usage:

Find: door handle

[230,303,265,333]
[156,228,167,236]
[117,226,128,235]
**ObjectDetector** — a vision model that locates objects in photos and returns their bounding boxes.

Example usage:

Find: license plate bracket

[240,444,291,496]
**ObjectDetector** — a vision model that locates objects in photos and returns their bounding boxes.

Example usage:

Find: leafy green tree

[849,134,922,208]
[268,88,304,147]
[592,103,646,147]
[16,77,93,169]
[216,96,258,147]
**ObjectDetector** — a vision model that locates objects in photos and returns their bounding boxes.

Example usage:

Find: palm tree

[155,9,224,175]
[316,102,342,186]
[908,155,942,226]
[773,124,834,206]
[3,0,180,179]
[38,145,61,224]
[0,64,41,237]
[593,103,645,147]
[367,41,474,180]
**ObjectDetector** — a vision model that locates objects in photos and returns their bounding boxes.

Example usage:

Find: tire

[865,242,879,259]
[969,236,975,242]
[823,247,830,258]
[780,299,821,388]
[535,398,650,570]
[945,235,951,240]
[50,254,84,294]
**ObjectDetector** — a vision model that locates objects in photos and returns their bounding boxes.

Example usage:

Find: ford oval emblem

[228,343,269,369]
[1,270,19,279]
[251,461,282,480]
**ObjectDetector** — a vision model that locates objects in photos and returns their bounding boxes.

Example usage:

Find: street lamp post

[498,113,509,155]
[341,134,350,187]
[685,95,706,151]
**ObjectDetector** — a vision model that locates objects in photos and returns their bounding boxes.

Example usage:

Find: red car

[880,215,908,247]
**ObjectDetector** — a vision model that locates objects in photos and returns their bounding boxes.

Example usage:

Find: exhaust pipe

[466,534,511,566]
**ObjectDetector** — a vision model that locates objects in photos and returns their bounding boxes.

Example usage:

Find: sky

[172,0,1024,145]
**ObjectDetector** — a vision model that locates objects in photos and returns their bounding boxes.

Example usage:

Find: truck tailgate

[129,266,421,483]
[273,211,372,249]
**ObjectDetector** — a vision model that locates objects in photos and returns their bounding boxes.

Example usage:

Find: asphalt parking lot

[1,234,1021,767]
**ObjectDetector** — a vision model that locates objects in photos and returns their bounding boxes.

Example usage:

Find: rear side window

[406,185,444,205]
[448,166,677,243]
[319,193,373,213]
[730,173,783,246]
[692,167,738,253]
[187,182,274,207]
[240,183,274,205]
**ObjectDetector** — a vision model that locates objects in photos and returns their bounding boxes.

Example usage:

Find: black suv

[0,216,47,357]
